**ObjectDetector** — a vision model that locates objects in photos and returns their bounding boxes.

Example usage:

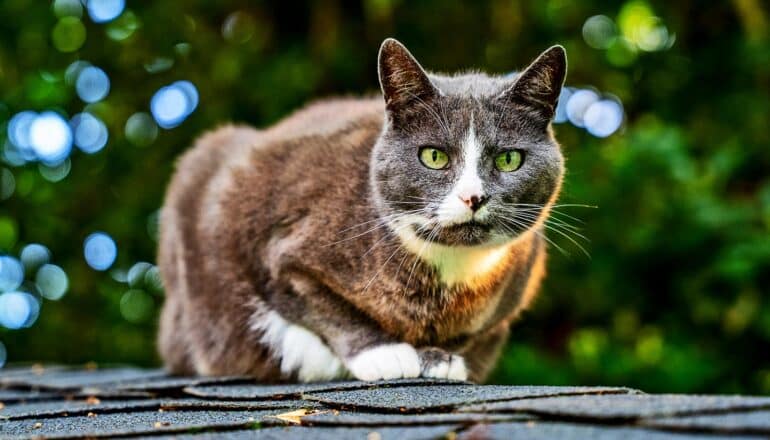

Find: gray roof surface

[0,365,767,439]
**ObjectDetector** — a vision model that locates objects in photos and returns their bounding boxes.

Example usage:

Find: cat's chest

[387,263,513,345]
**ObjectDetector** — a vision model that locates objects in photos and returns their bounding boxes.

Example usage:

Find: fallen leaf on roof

[269,408,328,425]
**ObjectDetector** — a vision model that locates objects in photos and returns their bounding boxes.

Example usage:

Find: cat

[157,38,567,383]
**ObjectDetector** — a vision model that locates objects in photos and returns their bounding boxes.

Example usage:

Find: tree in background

[0,0,768,394]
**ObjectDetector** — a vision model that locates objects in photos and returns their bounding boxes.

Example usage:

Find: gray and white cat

[157,38,567,383]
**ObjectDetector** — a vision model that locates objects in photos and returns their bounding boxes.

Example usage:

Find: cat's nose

[460,194,488,212]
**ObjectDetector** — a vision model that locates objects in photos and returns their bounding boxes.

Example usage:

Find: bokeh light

[29,112,73,165]
[36,264,69,300]
[222,11,257,44]
[83,232,117,271]
[0,242,68,337]
[86,0,125,24]
[606,37,639,67]
[565,89,600,128]
[0,291,39,330]
[583,99,624,138]
[582,15,617,49]
[53,0,83,18]
[554,88,624,138]
[0,256,24,291]
[0,341,6,368]
[144,266,163,293]
[7,111,38,154]
[127,262,153,288]
[553,88,573,124]
[76,66,111,103]
[52,16,86,53]
[71,112,108,154]
[39,159,71,182]
[120,289,153,323]
[20,244,51,273]
[2,142,28,167]
[144,57,174,74]
[617,0,673,52]
[174,80,199,111]
[581,2,673,67]
[125,112,158,147]
[65,60,91,85]
[106,10,140,41]
[150,81,199,129]
[123,261,163,294]
[0,168,15,200]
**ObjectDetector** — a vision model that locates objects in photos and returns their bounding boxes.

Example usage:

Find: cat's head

[371,38,566,249]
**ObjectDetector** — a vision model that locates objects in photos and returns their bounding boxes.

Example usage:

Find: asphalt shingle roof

[0,365,767,439]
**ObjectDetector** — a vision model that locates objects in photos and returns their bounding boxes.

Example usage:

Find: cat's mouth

[415,220,492,246]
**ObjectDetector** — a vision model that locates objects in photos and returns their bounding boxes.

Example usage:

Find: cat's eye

[494,150,523,172]
[419,147,449,170]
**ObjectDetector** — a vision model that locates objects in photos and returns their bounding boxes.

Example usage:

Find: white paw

[423,355,468,381]
[347,343,421,381]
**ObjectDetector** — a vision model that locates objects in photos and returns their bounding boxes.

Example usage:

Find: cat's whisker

[327,211,431,253]
[499,217,569,257]
[512,210,586,236]
[360,217,418,258]
[545,210,587,225]
[405,223,438,293]
[504,202,597,209]
[506,212,577,234]
[394,242,415,285]
[361,244,405,294]
[539,223,591,258]
[360,216,433,292]
[436,99,453,139]
[404,195,434,202]
[403,90,452,137]
[500,203,590,225]
[333,208,426,235]
[498,212,590,258]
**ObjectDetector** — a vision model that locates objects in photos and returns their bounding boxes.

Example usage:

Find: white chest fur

[390,218,514,288]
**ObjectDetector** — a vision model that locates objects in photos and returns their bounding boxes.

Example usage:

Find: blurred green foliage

[1,0,769,394]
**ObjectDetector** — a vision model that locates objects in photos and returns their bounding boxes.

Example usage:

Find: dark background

[1,0,769,394]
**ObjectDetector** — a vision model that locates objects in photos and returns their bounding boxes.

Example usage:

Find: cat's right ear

[378,38,438,119]
[498,45,567,125]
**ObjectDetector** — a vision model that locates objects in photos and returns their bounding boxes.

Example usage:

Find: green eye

[419,147,449,170]
[494,150,523,172]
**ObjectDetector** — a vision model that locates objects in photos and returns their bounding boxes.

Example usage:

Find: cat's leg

[417,347,468,380]
[346,343,421,381]
[157,293,195,375]
[458,323,510,383]
[259,276,422,381]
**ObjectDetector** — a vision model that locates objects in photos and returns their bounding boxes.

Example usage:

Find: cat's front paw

[419,347,468,381]
[347,343,421,381]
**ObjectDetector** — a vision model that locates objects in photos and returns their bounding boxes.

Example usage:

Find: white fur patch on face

[422,354,468,381]
[347,343,421,381]
[251,310,348,382]
[437,113,485,226]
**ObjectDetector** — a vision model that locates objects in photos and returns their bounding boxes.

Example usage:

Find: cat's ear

[378,38,438,117]
[498,45,567,123]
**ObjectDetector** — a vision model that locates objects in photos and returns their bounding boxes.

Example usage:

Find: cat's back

[164,96,383,211]
[160,97,385,271]
[266,97,384,141]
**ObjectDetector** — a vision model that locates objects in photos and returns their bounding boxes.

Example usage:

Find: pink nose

[460,194,487,212]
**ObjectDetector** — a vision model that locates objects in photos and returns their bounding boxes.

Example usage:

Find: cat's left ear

[498,45,567,123]
[378,38,438,117]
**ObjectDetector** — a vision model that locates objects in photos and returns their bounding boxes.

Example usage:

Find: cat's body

[158,39,566,383]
